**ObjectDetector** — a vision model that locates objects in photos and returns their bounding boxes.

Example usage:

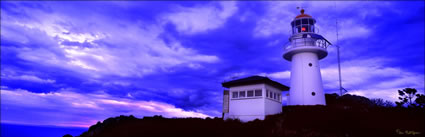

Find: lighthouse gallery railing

[285,38,330,50]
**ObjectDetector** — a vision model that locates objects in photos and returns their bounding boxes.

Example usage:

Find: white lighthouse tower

[283,9,331,105]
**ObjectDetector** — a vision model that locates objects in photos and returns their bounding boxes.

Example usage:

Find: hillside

[66,94,425,137]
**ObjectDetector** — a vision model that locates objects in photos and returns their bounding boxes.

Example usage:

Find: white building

[222,76,289,122]
[283,9,332,105]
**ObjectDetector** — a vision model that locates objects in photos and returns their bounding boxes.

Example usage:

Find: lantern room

[290,9,316,34]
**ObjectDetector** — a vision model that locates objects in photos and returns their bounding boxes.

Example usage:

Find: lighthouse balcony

[285,38,323,50]
[285,33,331,50]
[283,34,331,61]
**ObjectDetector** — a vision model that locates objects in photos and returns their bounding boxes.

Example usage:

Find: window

[302,19,308,24]
[239,91,246,98]
[270,91,273,98]
[255,89,262,97]
[274,93,277,100]
[266,90,269,98]
[232,92,238,98]
[301,25,309,32]
[312,92,316,96]
[295,20,301,26]
[292,19,315,34]
[278,94,281,101]
[247,90,254,97]
[309,19,314,25]
[309,63,312,67]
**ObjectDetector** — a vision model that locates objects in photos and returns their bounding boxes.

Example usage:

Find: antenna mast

[335,2,343,96]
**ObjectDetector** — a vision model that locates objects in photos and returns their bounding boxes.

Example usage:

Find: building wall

[225,83,283,122]
[288,52,326,105]
[228,84,265,122]
[264,84,283,115]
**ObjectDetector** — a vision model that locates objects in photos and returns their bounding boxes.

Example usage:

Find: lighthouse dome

[295,9,312,19]
[295,14,312,19]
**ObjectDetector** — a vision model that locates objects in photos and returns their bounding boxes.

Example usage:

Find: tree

[371,98,394,107]
[395,88,418,107]
[415,94,425,108]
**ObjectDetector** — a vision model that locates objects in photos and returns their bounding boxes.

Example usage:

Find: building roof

[295,14,312,19]
[295,8,312,19]
[222,76,289,91]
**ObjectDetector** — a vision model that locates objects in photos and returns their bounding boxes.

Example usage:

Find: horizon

[1,1,424,135]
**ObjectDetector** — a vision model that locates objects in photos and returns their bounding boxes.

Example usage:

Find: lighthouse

[283,9,331,105]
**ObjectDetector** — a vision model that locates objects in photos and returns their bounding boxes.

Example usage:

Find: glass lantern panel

[302,19,308,24]
[309,19,314,25]
[301,25,309,32]
[295,20,301,26]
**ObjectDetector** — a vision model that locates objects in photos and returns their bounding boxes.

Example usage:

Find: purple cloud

[1,87,211,127]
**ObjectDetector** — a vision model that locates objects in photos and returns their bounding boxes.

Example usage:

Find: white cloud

[267,71,291,79]
[320,58,422,89]
[323,58,424,101]
[258,71,291,80]
[252,1,390,43]
[317,18,371,44]
[161,1,238,34]
[1,3,220,78]
[253,2,299,37]
[1,73,55,84]
[348,88,401,102]
[1,88,211,128]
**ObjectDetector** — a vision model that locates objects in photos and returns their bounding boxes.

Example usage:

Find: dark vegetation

[67,88,425,137]
[396,88,425,108]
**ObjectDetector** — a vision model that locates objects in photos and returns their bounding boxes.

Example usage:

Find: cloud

[223,71,248,81]
[1,74,55,84]
[326,63,424,102]
[317,18,371,44]
[252,1,390,43]
[161,1,238,34]
[0,68,56,84]
[253,2,298,38]
[263,71,291,80]
[1,87,211,128]
[320,58,424,89]
[1,2,220,78]
[348,88,402,102]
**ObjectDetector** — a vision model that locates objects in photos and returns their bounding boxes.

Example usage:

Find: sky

[1,1,424,129]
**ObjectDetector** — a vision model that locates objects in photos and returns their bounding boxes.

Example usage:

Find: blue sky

[1,1,424,128]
